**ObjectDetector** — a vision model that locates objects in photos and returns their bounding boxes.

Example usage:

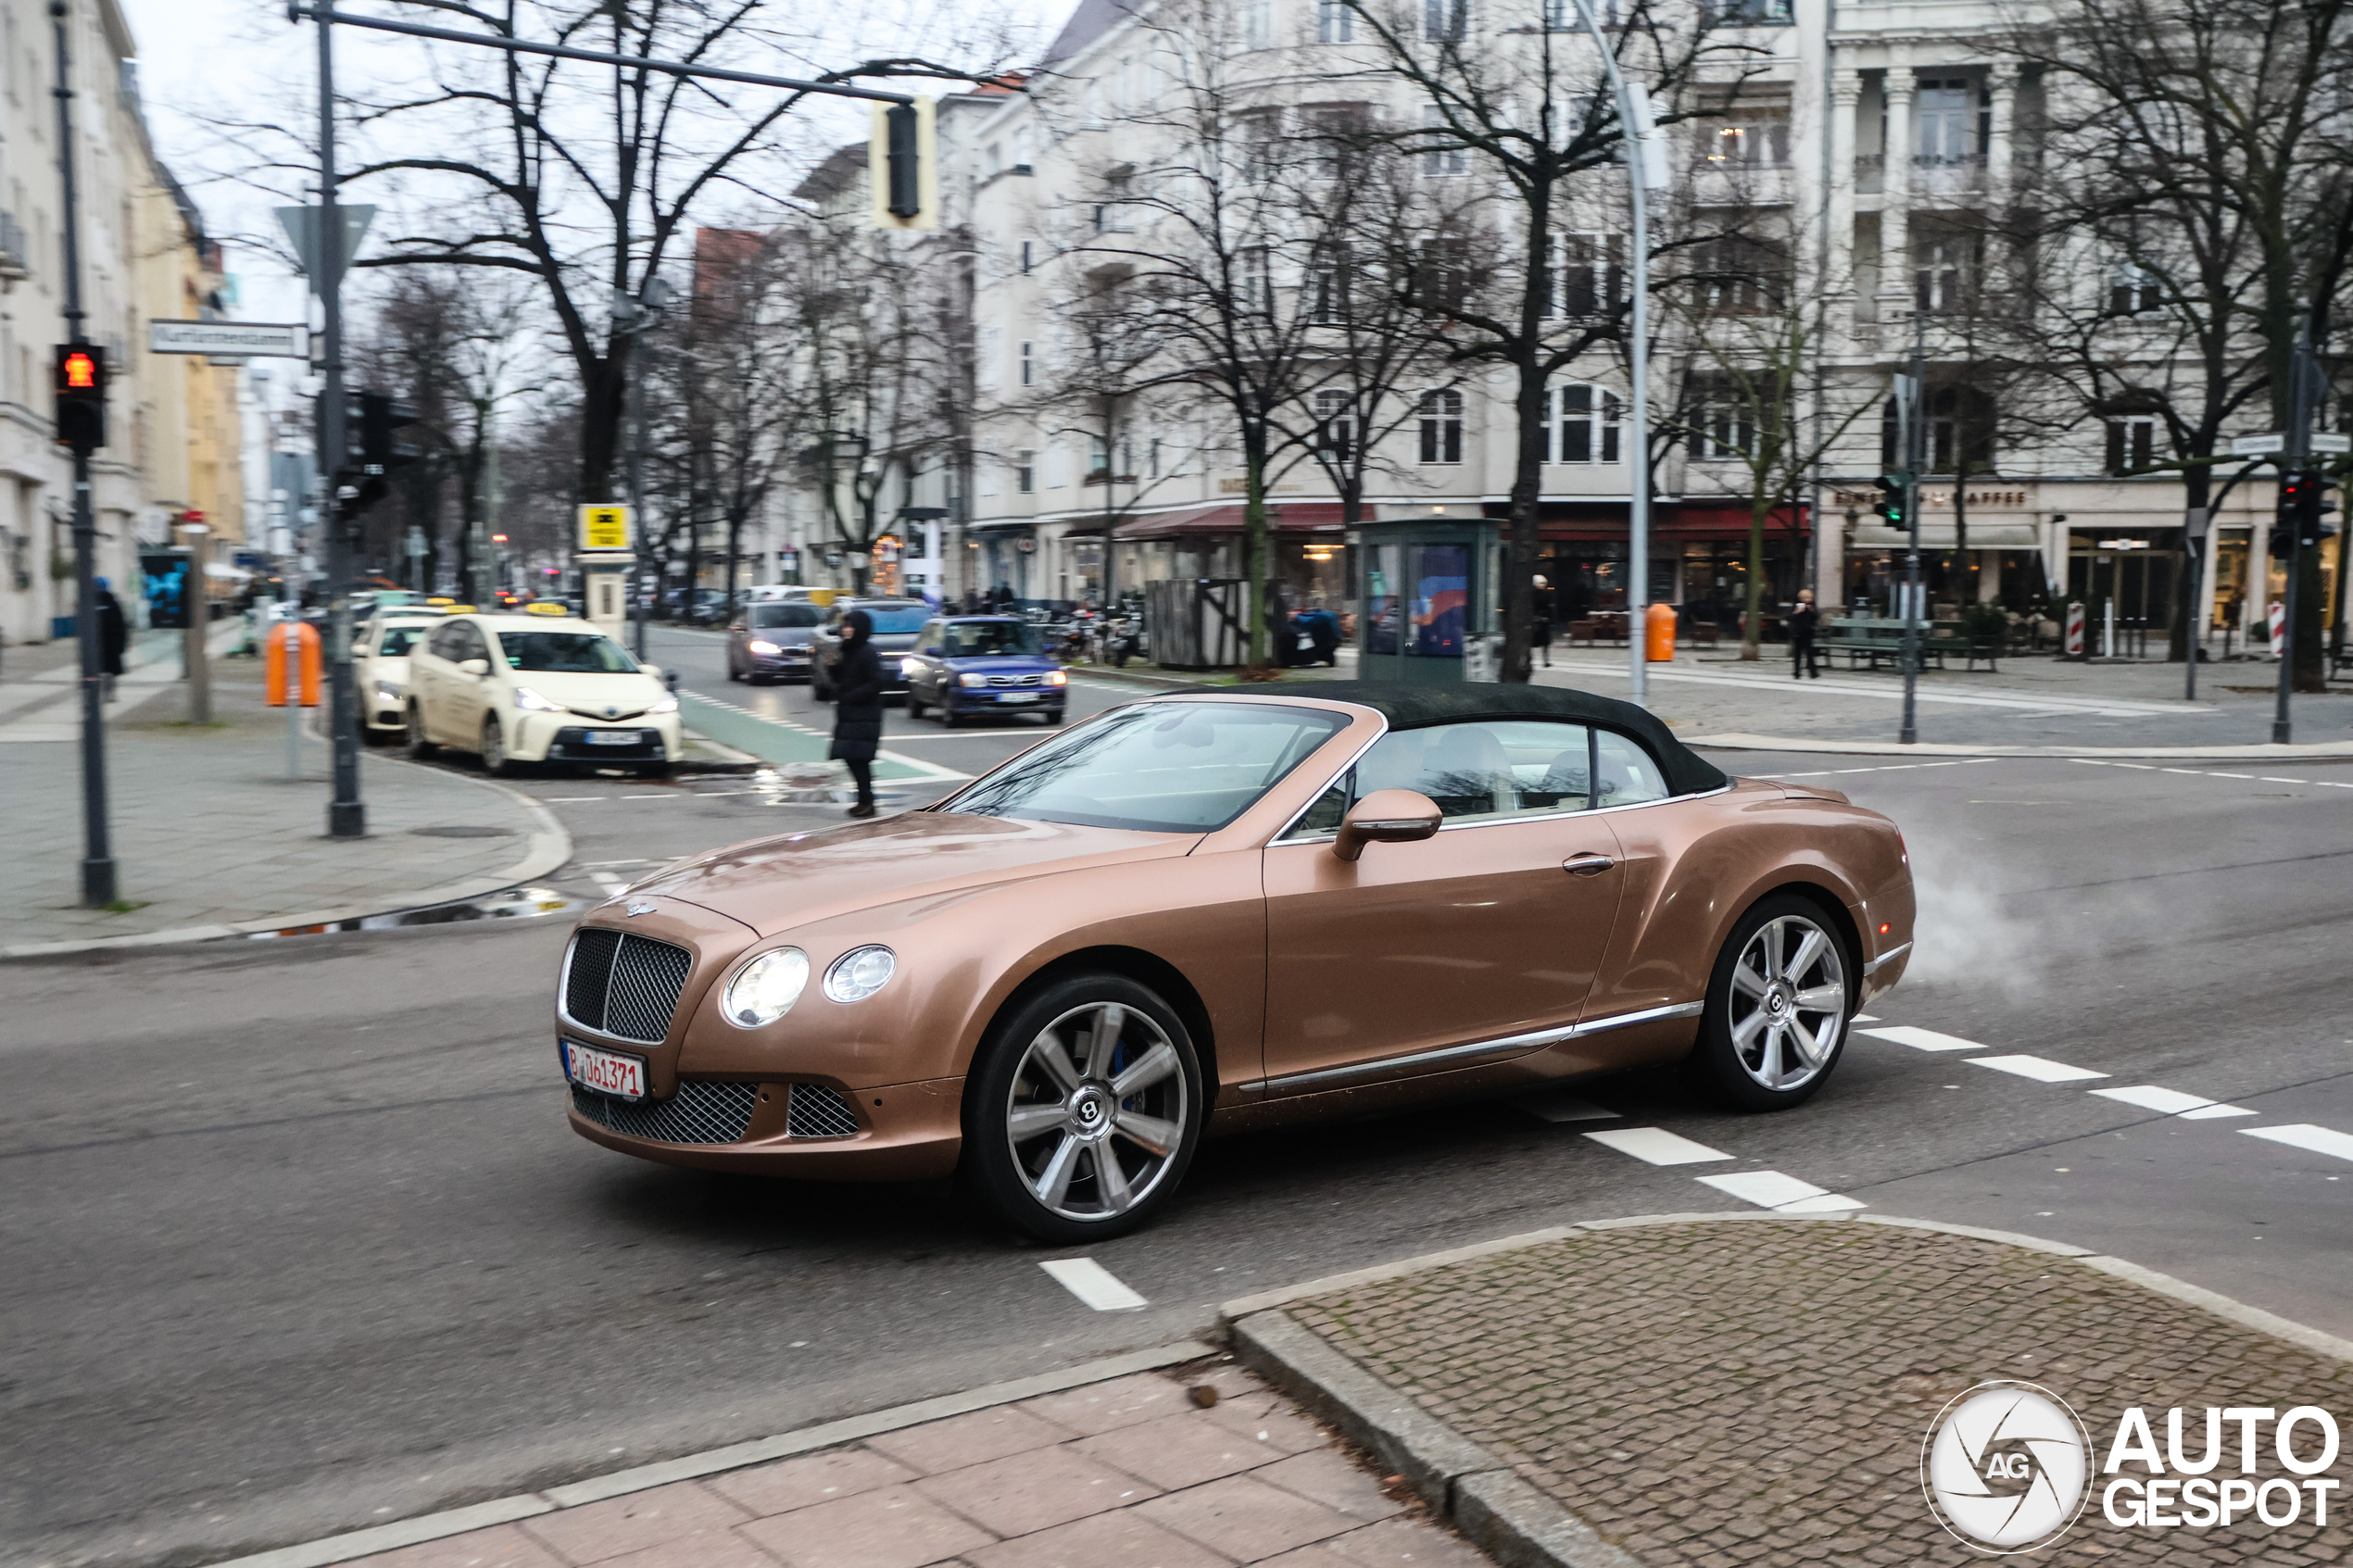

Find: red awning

[1528,501,1809,541]
[1111,501,1349,541]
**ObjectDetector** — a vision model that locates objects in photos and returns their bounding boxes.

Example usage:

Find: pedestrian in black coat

[94,576,129,698]
[827,608,887,818]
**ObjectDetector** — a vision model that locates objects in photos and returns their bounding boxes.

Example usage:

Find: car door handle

[1563,852,1616,876]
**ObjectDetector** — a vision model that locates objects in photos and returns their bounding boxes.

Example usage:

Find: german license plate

[586,730,643,746]
[999,692,1038,703]
[564,1039,646,1099]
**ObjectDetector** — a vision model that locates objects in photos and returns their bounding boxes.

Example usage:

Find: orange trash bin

[1644,601,1678,663]
[266,621,322,707]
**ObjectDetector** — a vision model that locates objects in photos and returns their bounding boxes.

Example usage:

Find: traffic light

[868,96,937,230]
[324,389,424,505]
[2274,471,2337,554]
[1875,470,1911,530]
[52,343,107,452]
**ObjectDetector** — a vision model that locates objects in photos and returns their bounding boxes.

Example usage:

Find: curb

[1219,1210,2353,1568]
[203,1339,1216,1568]
[1689,731,2353,760]
[0,760,573,960]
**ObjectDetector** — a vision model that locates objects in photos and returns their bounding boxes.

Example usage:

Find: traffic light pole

[1899,310,1927,746]
[315,6,364,836]
[2271,323,2318,746]
[51,0,116,908]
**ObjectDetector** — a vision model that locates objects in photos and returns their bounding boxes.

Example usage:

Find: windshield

[941,621,1045,657]
[849,604,929,634]
[751,604,822,629]
[950,702,1348,834]
[494,631,639,673]
[375,625,429,657]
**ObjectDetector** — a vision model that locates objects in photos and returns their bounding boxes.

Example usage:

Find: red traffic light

[61,351,97,390]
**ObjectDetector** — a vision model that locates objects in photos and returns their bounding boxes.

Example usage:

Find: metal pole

[628,328,649,659]
[316,7,363,835]
[2272,322,2316,745]
[182,523,211,721]
[52,0,116,908]
[1899,307,1926,745]
[2184,508,2206,701]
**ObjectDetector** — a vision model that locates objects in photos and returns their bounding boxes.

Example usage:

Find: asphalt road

[7,697,2352,1567]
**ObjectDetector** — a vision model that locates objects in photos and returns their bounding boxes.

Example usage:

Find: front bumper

[749,650,812,679]
[566,1073,964,1180]
[510,712,684,762]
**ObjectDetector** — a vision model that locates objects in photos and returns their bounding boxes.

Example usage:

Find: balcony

[1912,154,1988,203]
[1853,154,1882,194]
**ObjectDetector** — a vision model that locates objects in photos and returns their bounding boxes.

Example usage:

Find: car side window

[426,623,461,660]
[1279,719,1602,837]
[1594,730,1671,807]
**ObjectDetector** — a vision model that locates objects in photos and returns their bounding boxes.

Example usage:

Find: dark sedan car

[810,599,931,701]
[727,601,825,684]
[901,616,1068,726]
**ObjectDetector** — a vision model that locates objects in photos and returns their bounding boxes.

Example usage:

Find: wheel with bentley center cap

[963,973,1202,1242]
[1688,893,1855,1111]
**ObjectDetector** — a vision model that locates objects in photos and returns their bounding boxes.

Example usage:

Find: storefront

[1488,500,1809,631]
[970,521,1034,604]
[1108,501,1351,610]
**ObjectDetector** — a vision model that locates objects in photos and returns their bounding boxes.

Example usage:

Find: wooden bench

[1817,618,1974,671]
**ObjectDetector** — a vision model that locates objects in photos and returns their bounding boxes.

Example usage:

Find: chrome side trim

[1269,783,1733,846]
[1252,1000,1706,1095]
[1863,940,1913,975]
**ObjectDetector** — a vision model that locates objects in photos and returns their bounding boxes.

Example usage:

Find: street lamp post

[311,5,363,837]
[1563,0,1667,706]
[50,0,116,908]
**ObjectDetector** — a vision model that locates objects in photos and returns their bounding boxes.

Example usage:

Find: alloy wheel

[1726,914,1847,1092]
[1003,1001,1189,1223]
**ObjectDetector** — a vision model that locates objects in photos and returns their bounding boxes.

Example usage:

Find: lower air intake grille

[564,928,692,1044]
[786,1084,861,1139]
[572,1081,758,1145]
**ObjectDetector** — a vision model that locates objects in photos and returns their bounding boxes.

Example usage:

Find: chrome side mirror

[1333,788,1442,863]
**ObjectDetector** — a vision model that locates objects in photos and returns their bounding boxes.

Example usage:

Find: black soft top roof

[1277,680,1728,797]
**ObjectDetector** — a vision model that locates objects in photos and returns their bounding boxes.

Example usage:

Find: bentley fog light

[724,947,809,1027]
[824,945,898,1003]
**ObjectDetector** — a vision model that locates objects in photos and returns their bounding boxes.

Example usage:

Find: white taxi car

[405,610,680,776]
[356,609,450,740]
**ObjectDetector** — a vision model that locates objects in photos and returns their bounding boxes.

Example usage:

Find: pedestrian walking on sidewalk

[1789,589,1821,680]
[1531,574,1556,668]
[95,577,129,701]
[827,608,886,818]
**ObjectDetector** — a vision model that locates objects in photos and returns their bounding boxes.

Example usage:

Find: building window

[1912,232,1974,315]
[1305,245,1347,323]
[1698,235,1786,315]
[1692,379,1757,461]
[1418,389,1464,464]
[1149,437,1162,477]
[1244,0,1274,49]
[1552,384,1621,463]
[1883,386,1996,474]
[2106,415,2157,475]
[1425,0,1467,41]
[1318,0,1353,41]
[1019,340,1034,386]
[1704,109,1790,167]
[1914,78,1985,164]
[1422,106,1468,175]
[1315,389,1356,460]
[1016,449,1036,493]
[1240,246,1274,313]
[2109,263,2159,316]
[1551,232,1624,319]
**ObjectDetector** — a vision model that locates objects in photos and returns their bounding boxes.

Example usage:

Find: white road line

[2180,1104,2260,1120]
[1853,1013,1881,1022]
[1859,1025,1985,1053]
[2112,762,2156,770]
[2242,1124,2353,1162]
[2091,1085,2223,1115]
[1968,1054,2109,1084]
[1512,1091,1620,1123]
[588,872,627,896]
[541,796,615,803]
[2161,768,2206,774]
[2259,776,2308,784]
[2210,771,2255,779]
[1038,1258,1150,1311]
[1696,1170,1865,1212]
[1584,1127,1731,1165]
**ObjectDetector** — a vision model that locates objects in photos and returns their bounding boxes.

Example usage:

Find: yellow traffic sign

[578,504,635,551]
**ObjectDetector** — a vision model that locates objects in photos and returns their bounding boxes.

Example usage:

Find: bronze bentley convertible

[557,683,1915,1240]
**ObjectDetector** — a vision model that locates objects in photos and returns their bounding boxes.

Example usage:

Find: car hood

[506,670,668,714]
[633,811,1202,938]
[944,654,1058,673]
[747,628,818,646]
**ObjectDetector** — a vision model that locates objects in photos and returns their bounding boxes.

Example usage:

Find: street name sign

[149,320,311,358]
[578,504,635,551]
[2230,433,2284,457]
[2311,432,2352,456]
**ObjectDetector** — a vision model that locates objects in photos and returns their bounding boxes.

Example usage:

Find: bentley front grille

[565,928,693,1044]
[786,1085,861,1139]
[572,1080,760,1144]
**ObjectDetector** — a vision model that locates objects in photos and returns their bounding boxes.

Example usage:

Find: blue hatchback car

[900,615,1069,726]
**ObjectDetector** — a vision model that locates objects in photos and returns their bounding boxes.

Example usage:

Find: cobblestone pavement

[1285,1219,2353,1567]
[339,1362,1486,1568]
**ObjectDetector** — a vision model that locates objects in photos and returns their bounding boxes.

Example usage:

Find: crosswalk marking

[1038,1258,1149,1311]
[2091,1085,2248,1116]
[1696,1171,1866,1212]
[1968,1054,2108,1084]
[1859,1025,1985,1052]
[2242,1124,2353,1162]
[1584,1127,1731,1166]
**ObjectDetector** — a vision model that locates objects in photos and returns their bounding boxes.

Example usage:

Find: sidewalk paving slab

[1225,1213,2353,1568]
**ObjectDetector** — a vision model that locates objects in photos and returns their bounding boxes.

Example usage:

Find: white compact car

[404,612,681,776]
[357,612,448,739]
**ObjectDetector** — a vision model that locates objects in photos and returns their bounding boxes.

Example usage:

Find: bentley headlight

[723,947,809,1027]
[824,945,898,1003]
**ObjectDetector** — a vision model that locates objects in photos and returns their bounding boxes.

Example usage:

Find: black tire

[1687,893,1856,1111]
[1041,709,1064,725]
[963,972,1204,1243]
[636,761,673,780]
[405,703,437,759]
[727,661,745,683]
[481,717,516,777]
[906,691,925,721]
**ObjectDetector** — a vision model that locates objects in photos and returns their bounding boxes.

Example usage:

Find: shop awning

[1111,501,1348,541]
[1514,501,1809,541]
[1850,522,2042,549]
